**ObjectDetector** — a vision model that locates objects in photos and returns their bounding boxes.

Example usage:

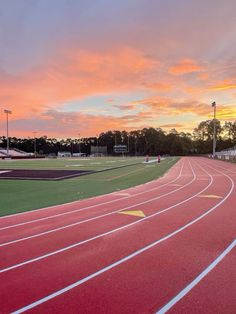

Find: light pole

[33,131,38,157]
[4,109,12,157]
[127,135,130,155]
[134,135,137,157]
[96,134,99,155]
[78,133,81,154]
[212,102,216,157]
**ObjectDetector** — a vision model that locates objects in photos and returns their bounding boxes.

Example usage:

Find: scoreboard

[113,145,128,153]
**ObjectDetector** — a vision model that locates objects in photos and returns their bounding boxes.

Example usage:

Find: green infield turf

[0,156,179,217]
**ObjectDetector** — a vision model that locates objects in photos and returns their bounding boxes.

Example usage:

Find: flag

[212,101,216,107]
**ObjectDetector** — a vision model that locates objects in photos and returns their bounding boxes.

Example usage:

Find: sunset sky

[0,0,235,138]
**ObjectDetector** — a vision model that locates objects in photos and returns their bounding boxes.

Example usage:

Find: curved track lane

[0,157,235,313]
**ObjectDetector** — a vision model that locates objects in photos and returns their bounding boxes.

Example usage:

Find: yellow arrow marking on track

[119,210,146,218]
[198,194,222,199]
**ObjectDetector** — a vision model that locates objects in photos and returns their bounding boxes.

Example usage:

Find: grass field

[0,156,179,217]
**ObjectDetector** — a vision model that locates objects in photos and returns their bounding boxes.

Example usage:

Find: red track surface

[0,157,235,313]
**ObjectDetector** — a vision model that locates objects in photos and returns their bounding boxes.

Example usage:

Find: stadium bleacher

[215,146,236,161]
[0,148,31,158]
[0,152,6,157]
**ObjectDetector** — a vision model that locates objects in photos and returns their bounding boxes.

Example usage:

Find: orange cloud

[169,59,204,75]
[208,79,236,91]
[0,47,159,124]
[132,96,236,120]
[42,110,126,136]
[144,82,172,92]
[216,105,236,120]
[10,109,153,138]
[198,72,209,80]
[1,46,235,138]
[184,86,201,94]
[159,124,184,128]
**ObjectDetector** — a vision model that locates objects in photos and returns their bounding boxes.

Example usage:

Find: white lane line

[0,170,12,174]
[0,162,184,224]
[11,165,234,314]
[0,161,211,272]
[209,162,236,175]
[0,162,185,231]
[65,164,83,167]
[201,160,236,180]
[198,157,236,174]
[0,161,195,246]
[156,239,236,314]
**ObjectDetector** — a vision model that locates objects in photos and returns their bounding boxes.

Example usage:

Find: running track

[0,157,235,313]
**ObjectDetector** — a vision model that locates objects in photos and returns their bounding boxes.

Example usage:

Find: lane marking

[65,164,83,167]
[0,162,195,246]
[198,194,222,199]
[1,160,212,271]
[0,162,185,231]
[156,239,236,314]
[11,166,234,314]
[115,192,131,197]
[142,159,158,164]
[204,160,236,174]
[119,210,146,218]
[0,170,12,174]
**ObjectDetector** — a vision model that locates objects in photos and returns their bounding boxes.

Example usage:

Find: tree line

[0,120,235,156]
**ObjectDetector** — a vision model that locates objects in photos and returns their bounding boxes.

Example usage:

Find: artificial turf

[0,157,179,216]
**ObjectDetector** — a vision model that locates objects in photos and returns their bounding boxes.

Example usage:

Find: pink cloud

[107,98,114,103]
[169,59,204,75]
[114,104,136,110]
[0,47,160,124]
[144,82,172,92]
